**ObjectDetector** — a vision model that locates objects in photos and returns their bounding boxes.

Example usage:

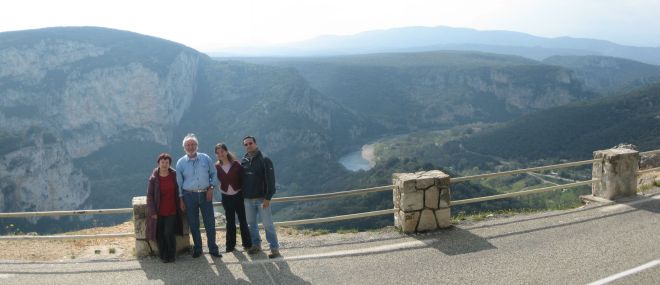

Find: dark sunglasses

[243,142,254,146]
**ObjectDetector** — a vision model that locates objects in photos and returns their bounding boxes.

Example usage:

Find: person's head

[243,136,257,153]
[157,153,172,170]
[214,143,235,164]
[182,133,198,156]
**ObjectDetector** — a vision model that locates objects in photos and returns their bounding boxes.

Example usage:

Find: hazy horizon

[1,0,659,52]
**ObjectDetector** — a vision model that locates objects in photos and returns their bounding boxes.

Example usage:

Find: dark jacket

[146,167,186,241]
[241,150,276,200]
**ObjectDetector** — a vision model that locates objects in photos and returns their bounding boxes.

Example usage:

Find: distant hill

[543,55,660,95]
[241,51,595,132]
[211,26,660,66]
[457,83,660,162]
[3,26,657,234]
[0,27,370,233]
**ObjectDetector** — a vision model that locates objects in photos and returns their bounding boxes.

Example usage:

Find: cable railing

[449,158,600,206]
[0,185,396,240]
[636,150,660,176]
[637,167,660,175]
[449,159,599,184]
[0,208,132,218]
[640,149,660,156]
[2,148,659,240]
[452,180,599,206]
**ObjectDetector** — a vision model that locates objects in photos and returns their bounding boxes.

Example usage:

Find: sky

[1,0,659,52]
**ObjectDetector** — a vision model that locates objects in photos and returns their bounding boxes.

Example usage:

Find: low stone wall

[393,170,451,234]
[132,196,190,258]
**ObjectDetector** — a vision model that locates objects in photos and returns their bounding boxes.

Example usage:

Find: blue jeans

[244,198,279,250]
[183,191,219,254]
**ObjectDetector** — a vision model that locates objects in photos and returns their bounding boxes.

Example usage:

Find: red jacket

[146,167,186,241]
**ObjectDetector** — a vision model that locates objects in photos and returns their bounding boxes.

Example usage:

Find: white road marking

[587,258,660,285]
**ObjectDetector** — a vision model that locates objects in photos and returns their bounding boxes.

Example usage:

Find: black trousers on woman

[222,191,252,251]
[156,215,176,261]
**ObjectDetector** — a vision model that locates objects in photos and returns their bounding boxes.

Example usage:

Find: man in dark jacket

[241,135,280,258]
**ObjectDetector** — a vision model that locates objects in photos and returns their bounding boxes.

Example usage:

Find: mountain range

[212,26,660,66]
[1,26,660,233]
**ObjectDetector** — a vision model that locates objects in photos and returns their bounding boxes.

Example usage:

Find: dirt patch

[0,221,135,261]
[0,220,400,262]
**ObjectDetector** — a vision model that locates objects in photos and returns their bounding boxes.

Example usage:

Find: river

[339,144,376,171]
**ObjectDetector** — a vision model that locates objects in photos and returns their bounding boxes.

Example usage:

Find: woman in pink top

[215,143,252,252]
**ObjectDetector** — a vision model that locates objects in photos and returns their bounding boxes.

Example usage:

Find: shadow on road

[619,192,660,214]
[413,227,497,256]
[409,192,659,256]
[474,192,660,240]
[233,251,311,285]
[139,254,220,284]
[138,250,311,284]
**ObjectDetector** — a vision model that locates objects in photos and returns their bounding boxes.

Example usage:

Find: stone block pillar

[592,148,640,200]
[393,170,451,233]
[132,196,190,258]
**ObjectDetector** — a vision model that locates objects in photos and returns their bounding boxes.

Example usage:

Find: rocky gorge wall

[0,35,201,217]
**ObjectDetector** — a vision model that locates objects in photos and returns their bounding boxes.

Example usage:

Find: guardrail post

[132,196,190,258]
[393,170,451,233]
[592,147,640,200]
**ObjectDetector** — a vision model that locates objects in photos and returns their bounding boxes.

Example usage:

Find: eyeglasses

[243,142,254,146]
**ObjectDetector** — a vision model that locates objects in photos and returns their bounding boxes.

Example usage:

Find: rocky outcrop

[0,32,201,216]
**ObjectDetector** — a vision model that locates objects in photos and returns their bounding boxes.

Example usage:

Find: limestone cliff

[0,28,201,216]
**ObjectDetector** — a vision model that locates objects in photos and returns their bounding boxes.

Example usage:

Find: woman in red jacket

[215,143,252,252]
[146,153,183,263]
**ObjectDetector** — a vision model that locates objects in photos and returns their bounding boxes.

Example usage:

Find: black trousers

[222,191,252,249]
[156,215,176,260]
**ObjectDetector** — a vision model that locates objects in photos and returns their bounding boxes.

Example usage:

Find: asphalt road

[1,191,659,285]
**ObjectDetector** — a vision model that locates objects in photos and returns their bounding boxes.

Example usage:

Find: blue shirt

[175,152,219,196]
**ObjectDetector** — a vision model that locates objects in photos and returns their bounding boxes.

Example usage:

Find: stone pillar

[592,148,640,200]
[132,196,190,258]
[393,170,451,234]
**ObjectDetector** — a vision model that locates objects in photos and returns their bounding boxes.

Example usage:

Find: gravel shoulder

[0,222,403,262]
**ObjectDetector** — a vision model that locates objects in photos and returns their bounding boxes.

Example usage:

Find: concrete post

[393,170,451,233]
[132,196,190,258]
[592,148,640,200]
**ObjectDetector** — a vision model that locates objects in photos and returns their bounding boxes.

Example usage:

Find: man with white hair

[176,133,221,258]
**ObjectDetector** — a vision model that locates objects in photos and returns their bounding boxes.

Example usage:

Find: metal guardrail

[450,148,660,205]
[640,150,660,156]
[2,148,659,240]
[0,232,134,240]
[0,208,132,218]
[0,185,396,240]
[452,179,599,206]
[638,167,660,175]
[450,159,599,184]
[0,186,396,219]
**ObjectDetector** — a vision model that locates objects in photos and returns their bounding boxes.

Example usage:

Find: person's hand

[151,214,157,219]
[263,200,270,209]
[206,187,213,202]
[180,200,186,212]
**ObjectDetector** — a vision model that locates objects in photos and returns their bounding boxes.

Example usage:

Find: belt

[185,188,208,193]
